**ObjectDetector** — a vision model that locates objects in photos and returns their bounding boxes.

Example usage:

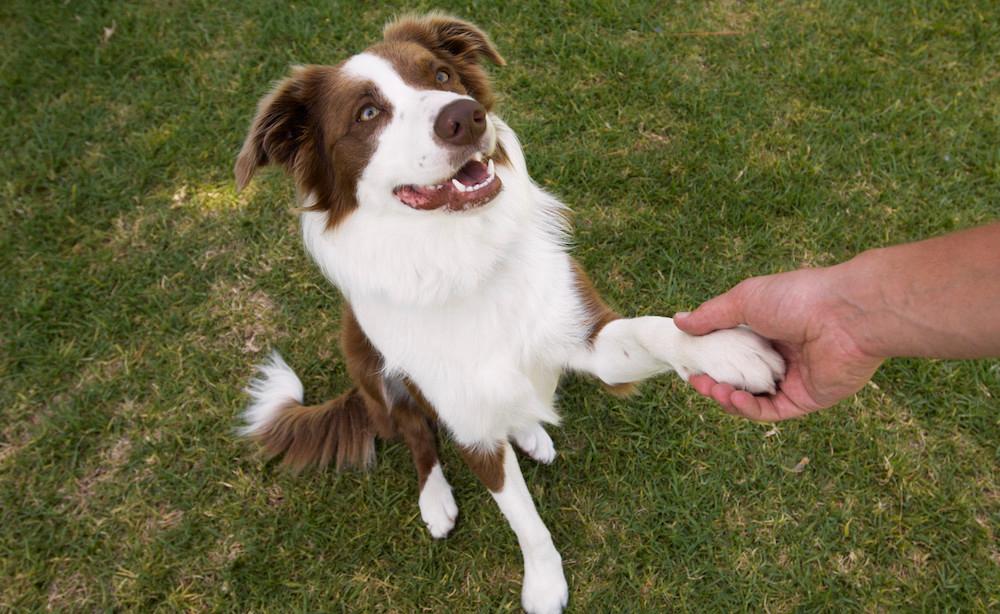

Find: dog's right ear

[383,12,505,67]
[235,67,314,192]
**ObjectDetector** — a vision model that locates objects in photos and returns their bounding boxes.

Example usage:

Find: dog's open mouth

[393,154,502,212]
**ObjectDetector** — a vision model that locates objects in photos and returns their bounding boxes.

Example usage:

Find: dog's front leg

[572,316,784,394]
[511,422,557,464]
[460,441,568,614]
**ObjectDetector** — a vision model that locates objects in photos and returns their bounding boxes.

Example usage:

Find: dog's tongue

[453,159,489,187]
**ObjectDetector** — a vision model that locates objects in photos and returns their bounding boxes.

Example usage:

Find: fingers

[687,375,740,415]
[688,374,716,396]
[725,389,782,420]
[686,375,812,422]
[674,281,750,336]
[709,382,737,407]
[740,391,821,421]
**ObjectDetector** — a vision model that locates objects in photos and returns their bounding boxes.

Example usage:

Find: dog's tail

[239,352,375,472]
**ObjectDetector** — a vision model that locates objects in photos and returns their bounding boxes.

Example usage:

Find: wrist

[823,249,893,360]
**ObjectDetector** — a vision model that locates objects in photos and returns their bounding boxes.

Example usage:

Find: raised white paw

[521,551,568,614]
[512,423,556,464]
[678,326,785,394]
[419,464,458,539]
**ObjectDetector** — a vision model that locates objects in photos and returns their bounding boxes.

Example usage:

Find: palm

[684,270,882,421]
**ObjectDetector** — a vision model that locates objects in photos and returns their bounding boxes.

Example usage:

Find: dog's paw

[521,551,568,614]
[678,326,785,394]
[419,464,458,539]
[513,423,556,464]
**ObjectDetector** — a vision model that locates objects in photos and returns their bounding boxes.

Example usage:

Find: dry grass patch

[204,276,280,355]
[46,570,95,612]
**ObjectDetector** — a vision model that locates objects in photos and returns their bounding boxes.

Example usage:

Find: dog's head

[235,13,507,225]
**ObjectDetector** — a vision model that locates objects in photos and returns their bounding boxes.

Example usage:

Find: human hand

[674,266,884,421]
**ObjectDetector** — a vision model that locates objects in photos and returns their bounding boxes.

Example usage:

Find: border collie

[235,13,783,613]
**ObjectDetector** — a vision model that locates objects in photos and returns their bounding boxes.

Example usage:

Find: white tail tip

[239,351,304,436]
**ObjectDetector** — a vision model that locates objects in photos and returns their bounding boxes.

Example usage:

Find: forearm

[832,222,1000,359]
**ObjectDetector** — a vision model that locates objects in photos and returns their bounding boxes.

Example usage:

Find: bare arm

[843,222,1000,359]
[674,222,1000,421]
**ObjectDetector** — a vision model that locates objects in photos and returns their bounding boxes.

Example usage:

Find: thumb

[675,283,748,336]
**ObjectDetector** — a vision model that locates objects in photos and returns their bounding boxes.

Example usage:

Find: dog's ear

[383,13,506,68]
[235,66,315,192]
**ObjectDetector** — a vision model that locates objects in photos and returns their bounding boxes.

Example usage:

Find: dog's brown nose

[434,99,486,146]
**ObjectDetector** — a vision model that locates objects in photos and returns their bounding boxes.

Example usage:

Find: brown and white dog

[236,13,783,613]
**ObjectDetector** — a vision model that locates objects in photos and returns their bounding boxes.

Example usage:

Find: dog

[235,13,784,613]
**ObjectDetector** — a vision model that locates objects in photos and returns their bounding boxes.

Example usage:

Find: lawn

[2,0,998,611]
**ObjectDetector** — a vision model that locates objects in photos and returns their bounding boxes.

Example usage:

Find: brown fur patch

[571,258,620,342]
[341,305,396,440]
[245,311,384,474]
[394,403,440,490]
[250,304,444,488]
[604,380,638,397]
[459,443,506,492]
[236,14,508,228]
[343,306,441,489]
[387,371,448,490]
[381,12,504,111]
[571,259,637,396]
[401,378,440,422]
[345,306,445,491]
[370,19,510,171]
[250,393,375,473]
[369,41,475,99]
[234,64,392,229]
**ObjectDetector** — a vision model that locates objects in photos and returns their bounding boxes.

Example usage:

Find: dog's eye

[357,105,380,122]
[435,69,450,84]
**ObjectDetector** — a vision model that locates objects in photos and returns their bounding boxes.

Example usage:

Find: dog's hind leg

[390,380,457,539]
[511,369,559,464]
[343,307,459,539]
[511,422,556,464]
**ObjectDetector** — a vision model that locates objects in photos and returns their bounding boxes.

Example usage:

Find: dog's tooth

[487,158,495,177]
[451,178,465,191]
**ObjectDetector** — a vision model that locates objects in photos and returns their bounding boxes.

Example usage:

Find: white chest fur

[299,123,591,446]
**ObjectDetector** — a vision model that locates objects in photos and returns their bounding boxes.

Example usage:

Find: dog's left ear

[383,13,506,68]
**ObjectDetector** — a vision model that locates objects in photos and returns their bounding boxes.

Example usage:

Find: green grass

[2,0,998,611]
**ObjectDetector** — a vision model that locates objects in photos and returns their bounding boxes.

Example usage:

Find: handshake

[676,223,1000,421]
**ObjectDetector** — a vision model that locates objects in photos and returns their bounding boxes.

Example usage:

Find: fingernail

[675,311,690,319]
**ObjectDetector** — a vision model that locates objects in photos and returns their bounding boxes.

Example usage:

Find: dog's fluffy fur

[235,13,784,613]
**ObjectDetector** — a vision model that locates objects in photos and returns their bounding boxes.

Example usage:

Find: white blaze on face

[342,52,496,213]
